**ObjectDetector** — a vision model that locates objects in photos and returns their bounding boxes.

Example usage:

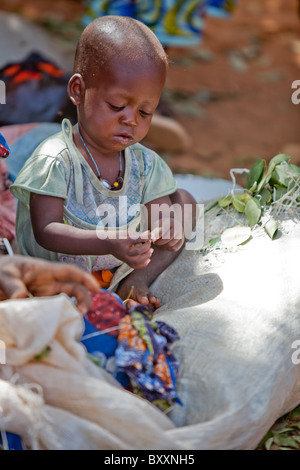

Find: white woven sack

[0,211,300,449]
[151,211,300,449]
[0,295,178,450]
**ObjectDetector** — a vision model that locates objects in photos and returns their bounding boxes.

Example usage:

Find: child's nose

[120,109,137,127]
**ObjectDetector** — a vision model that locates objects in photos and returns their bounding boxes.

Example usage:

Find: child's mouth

[114,134,134,145]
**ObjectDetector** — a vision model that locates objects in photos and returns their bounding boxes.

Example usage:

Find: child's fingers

[148,294,161,311]
[129,240,152,256]
[150,226,162,242]
[53,282,94,314]
[1,278,29,300]
[130,247,153,266]
[128,230,153,243]
[153,219,184,246]
[165,237,185,252]
[47,262,99,292]
[127,256,152,270]
[135,292,161,312]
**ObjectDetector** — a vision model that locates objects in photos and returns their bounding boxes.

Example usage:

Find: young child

[11,16,196,311]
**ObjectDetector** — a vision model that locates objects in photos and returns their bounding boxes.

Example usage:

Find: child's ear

[68,74,85,106]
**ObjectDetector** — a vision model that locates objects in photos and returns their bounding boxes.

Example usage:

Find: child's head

[68,16,168,154]
[74,15,168,87]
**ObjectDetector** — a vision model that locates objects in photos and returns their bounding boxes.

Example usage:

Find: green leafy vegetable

[264,218,279,239]
[245,197,261,227]
[221,226,252,247]
[217,153,300,239]
[258,405,300,450]
[34,345,51,361]
[209,236,221,247]
[245,158,265,190]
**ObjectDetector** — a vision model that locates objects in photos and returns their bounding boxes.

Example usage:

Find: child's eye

[108,103,124,111]
[140,110,152,117]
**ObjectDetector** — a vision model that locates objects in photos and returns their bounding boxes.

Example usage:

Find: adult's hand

[0,255,99,314]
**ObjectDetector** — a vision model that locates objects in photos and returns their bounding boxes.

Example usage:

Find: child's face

[75,61,166,155]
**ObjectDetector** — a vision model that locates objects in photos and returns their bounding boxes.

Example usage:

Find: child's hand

[106,231,154,269]
[0,255,99,314]
[151,217,185,252]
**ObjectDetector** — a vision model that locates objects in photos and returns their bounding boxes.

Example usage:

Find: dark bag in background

[0,52,76,126]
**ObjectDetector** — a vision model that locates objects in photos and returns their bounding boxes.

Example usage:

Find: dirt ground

[1,0,300,181]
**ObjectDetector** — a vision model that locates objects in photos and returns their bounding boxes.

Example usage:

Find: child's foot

[117,278,161,312]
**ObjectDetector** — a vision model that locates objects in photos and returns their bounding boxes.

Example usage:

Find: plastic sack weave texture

[1,210,300,449]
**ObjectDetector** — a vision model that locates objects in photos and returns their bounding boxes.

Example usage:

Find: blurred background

[0,0,299,182]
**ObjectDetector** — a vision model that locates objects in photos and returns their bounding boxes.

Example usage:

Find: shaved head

[74,16,168,87]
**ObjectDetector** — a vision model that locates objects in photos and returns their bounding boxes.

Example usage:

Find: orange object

[38,62,64,77]
[13,70,42,83]
[3,64,21,76]
[92,269,114,288]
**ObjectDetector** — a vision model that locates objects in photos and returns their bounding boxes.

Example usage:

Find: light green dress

[11,119,177,274]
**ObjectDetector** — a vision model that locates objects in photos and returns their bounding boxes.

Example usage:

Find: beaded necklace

[77,124,123,190]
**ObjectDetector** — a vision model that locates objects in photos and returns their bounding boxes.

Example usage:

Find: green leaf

[245,197,262,227]
[264,218,279,239]
[269,153,291,166]
[265,436,274,450]
[289,163,300,176]
[271,422,296,434]
[204,200,219,213]
[87,353,103,367]
[245,159,265,190]
[221,226,252,247]
[270,163,290,188]
[248,181,257,192]
[258,430,273,448]
[209,236,221,247]
[257,154,291,193]
[274,187,287,201]
[35,345,51,361]
[218,195,232,208]
[259,187,272,206]
[288,406,300,420]
[273,434,300,449]
[232,196,246,213]
[232,193,252,213]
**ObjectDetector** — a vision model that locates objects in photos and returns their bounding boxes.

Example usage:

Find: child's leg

[116,189,197,311]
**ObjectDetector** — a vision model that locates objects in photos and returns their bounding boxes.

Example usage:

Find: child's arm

[116,190,196,310]
[30,193,153,270]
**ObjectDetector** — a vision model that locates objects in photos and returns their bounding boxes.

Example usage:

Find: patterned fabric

[0,159,15,241]
[207,0,237,17]
[81,291,181,410]
[83,0,238,47]
[81,289,130,386]
[0,133,9,158]
[116,304,181,410]
[85,289,126,335]
[0,134,15,241]
[0,431,23,451]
